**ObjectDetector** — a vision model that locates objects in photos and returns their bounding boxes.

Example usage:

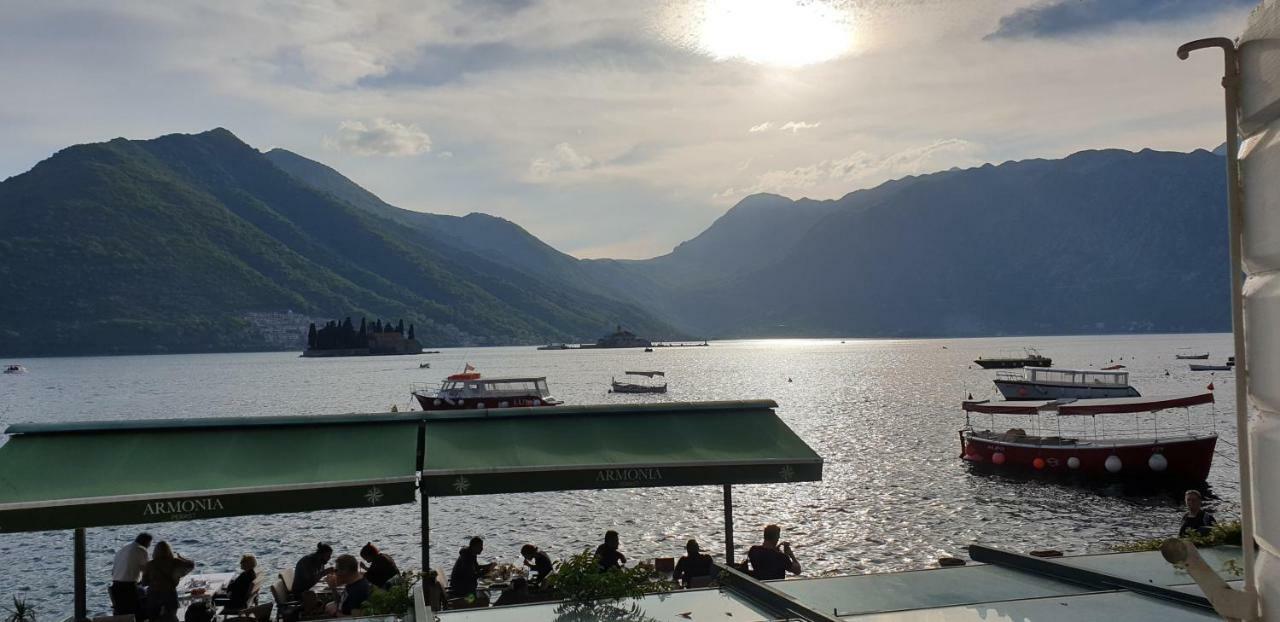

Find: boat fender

[434,399,442,406]
[1032,458,1045,470]
[1148,453,1168,472]
[1067,457,1080,469]
[534,399,542,406]
[991,452,1006,465]
[476,403,484,409]
[499,401,509,408]
[1105,455,1123,473]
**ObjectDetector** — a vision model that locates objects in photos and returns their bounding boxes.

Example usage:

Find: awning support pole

[421,491,430,578]
[74,528,87,622]
[723,484,735,565]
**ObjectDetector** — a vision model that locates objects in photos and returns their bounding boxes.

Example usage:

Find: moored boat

[610,371,667,394]
[3,364,26,374]
[537,343,570,350]
[1190,363,1232,371]
[960,392,1217,483]
[973,348,1051,369]
[1176,353,1211,360]
[411,365,562,411]
[994,367,1140,400]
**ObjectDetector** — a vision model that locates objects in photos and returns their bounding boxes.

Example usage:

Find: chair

[278,568,295,593]
[269,579,301,622]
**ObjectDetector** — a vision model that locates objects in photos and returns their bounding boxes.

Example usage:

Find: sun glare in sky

[693,0,855,67]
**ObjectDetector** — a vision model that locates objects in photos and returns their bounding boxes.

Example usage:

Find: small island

[302,317,422,357]
[579,325,652,349]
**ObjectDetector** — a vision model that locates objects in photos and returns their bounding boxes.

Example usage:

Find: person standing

[1179,489,1218,537]
[595,531,626,572]
[111,532,152,616]
[142,541,196,622]
[448,537,495,600]
[746,525,801,580]
[292,543,334,597]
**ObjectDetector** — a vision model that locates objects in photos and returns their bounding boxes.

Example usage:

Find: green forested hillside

[0,129,671,355]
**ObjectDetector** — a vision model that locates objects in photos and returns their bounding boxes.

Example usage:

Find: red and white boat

[960,392,1217,482]
[411,365,562,411]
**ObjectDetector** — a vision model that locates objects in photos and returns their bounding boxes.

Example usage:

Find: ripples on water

[0,334,1240,616]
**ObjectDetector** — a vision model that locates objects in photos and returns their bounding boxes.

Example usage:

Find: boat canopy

[1023,367,1129,386]
[622,370,665,377]
[419,400,820,496]
[0,413,423,534]
[963,392,1214,416]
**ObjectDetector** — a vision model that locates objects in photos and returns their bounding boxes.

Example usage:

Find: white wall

[1240,0,1280,615]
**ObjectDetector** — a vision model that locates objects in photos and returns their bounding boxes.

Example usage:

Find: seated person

[520,544,554,589]
[746,524,801,581]
[595,530,626,572]
[448,537,495,600]
[323,555,372,618]
[359,542,400,589]
[292,543,334,598]
[217,555,258,613]
[1179,489,1217,537]
[673,539,713,588]
[493,577,531,607]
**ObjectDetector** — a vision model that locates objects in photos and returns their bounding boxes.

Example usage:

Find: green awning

[0,414,422,533]
[419,400,822,496]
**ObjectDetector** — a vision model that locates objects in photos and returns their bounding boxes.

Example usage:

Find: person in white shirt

[111,533,152,616]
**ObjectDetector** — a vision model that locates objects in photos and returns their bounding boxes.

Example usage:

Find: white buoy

[1149,453,1168,472]
[1105,455,1123,473]
[1067,457,1080,470]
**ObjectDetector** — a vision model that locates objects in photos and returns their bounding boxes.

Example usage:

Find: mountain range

[0,129,1230,355]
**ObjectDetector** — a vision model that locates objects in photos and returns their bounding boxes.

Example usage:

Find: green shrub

[3,597,35,622]
[1113,519,1243,552]
[546,550,675,607]
[360,572,422,616]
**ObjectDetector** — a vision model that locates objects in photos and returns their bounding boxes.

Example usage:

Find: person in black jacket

[673,540,713,588]
[219,555,258,614]
[745,525,801,580]
[1179,489,1217,537]
[359,543,400,589]
[520,544,554,589]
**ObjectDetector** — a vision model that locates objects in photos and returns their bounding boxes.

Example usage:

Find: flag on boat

[1207,381,1215,391]
[464,363,476,373]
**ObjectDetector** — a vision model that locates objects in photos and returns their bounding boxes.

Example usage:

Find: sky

[0,0,1257,258]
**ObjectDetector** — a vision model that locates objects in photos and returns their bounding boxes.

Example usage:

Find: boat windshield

[1026,368,1128,386]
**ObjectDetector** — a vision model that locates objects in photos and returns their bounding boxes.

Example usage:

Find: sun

[693,0,855,67]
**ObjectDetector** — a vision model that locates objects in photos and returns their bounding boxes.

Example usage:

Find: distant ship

[537,343,570,350]
[973,348,1052,369]
[581,325,652,349]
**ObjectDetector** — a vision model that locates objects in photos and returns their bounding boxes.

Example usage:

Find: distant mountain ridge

[599,147,1230,337]
[0,129,672,355]
[0,129,1231,356]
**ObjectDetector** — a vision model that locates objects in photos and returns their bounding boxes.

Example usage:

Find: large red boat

[411,366,562,411]
[960,392,1217,483]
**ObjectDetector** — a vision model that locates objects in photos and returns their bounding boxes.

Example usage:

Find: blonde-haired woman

[142,541,195,621]
[222,555,258,613]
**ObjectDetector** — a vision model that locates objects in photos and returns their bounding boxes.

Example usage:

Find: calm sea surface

[0,334,1242,616]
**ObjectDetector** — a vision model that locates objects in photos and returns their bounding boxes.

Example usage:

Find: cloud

[437,151,454,159]
[325,118,431,157]
[987,0,1256,40]
[779,121,821,133]
[748,122,772,133]
[718,139,982,200]
[527,142,595,180]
